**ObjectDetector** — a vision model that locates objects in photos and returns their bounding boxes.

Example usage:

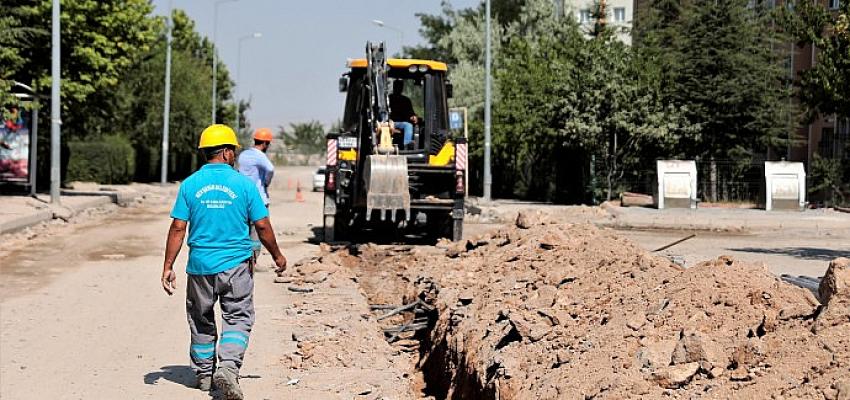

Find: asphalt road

[0,166,330,399]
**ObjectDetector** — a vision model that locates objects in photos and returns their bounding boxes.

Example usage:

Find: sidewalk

[0,185,147,235]
[601,205,850,233]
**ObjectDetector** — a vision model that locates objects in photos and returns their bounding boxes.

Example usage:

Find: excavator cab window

[388,77,425,122]
[341,73,364,133]
[340,65,450,158]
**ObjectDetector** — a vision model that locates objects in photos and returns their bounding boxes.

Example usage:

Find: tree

[0,5,45,110]
[494,0,692,202]
[282,121,325,154]
[781,0,850,120]
[113,47,211,180]
[8,0,160,139]
[112,9,236,181]
[809,153,847,206]
[638,0,793,160]
[404,0,524,61]
[170,9,236,126]
[634,0,795,202]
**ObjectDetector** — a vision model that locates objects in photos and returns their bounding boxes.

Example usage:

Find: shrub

[67,135,136,184]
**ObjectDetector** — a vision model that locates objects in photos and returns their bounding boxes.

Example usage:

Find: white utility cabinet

[764,161,806,211]
[657,160,698,209]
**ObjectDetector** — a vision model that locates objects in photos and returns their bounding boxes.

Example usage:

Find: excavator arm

[362,42,410,222]
[365,42,394,154]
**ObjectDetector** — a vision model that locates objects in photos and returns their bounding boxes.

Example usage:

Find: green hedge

[67,135,136,184]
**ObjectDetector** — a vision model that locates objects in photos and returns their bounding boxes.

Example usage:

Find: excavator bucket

[364,154,410,222]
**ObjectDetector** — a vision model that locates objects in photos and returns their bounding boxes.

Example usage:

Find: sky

[150,0,479,132]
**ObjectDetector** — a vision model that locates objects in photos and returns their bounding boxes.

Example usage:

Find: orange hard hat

[254,127,274,142]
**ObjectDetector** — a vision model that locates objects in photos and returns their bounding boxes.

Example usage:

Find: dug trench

[290,213,850,399]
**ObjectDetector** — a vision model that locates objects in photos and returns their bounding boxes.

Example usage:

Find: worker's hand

[274,254,288,275]
[161,269,177,296]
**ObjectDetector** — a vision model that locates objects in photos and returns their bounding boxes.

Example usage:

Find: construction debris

[652,233,696,252]
[621,192,655,207]
[331,222,848,399]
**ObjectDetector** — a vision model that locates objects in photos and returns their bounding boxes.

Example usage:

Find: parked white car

[313,167,326,192]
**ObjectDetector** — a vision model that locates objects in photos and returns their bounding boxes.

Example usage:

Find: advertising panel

[0,106,31,182]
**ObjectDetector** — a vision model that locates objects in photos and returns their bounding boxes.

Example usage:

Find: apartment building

[564,0,634,44]
[787,0,849,168]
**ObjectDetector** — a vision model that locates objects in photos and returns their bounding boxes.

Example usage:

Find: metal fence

[602,158,766,204]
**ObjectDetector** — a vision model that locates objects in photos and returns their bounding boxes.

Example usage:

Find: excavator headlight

[408,65,417,73]
[418,65,429,72]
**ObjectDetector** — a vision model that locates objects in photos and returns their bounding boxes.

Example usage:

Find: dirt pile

[339,217,850,399]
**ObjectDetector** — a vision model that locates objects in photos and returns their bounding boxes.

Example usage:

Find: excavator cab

[324,42,466,242]
[339,58,453,162]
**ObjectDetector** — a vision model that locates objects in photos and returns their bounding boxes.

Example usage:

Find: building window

[579,9,592,23]
[829,0,840,9]
[613,7,626,22]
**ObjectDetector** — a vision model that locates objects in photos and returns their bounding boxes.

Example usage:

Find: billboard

[0,106,31,182]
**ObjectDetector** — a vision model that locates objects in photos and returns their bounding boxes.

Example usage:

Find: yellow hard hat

[198,124,241,149]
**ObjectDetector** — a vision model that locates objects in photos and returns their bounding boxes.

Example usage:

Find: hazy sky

[150,0,479,132]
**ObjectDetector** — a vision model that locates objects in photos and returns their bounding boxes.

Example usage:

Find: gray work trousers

[186,260,254,377]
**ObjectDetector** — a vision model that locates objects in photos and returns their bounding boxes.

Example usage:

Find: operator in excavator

[389,80,418,149]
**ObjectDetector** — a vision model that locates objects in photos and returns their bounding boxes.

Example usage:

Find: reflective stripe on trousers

[186,260,254,376]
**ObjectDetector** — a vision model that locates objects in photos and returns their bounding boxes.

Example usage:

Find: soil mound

[341,221,850,399]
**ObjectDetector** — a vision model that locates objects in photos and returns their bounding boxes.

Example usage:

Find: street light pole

[483,0,492,201]
[371,20,404,49]
[212,0,238,124]
[234,32,262,135]
[50,0,61,204]
[161,0,173,185]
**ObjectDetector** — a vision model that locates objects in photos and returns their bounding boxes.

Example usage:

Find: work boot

[196,374,212,392]
[213,367,243,400]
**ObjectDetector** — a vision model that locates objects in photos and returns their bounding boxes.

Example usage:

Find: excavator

[322,42,466,242]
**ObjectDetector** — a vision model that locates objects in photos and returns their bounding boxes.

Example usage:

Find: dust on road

[0,166,417,399]
[2,165,849,399]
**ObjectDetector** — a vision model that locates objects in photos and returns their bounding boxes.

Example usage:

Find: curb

[64,196,113,215]
[598,221,751,234]
[61,190,141,207]
[0,210,54,235]
[0,192,139,235]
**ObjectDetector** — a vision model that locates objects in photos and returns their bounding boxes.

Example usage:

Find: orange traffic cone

[295,180,304,203]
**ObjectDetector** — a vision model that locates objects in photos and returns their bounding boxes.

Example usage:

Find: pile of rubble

[341,213,850,399]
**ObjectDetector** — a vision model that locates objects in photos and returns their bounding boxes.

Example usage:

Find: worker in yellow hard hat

[160,124,287,398]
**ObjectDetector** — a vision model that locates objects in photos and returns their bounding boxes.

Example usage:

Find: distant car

[313,167,326,192]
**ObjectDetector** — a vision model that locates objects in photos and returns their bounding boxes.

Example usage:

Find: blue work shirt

[170,163,269,275]
[237,148,275,205]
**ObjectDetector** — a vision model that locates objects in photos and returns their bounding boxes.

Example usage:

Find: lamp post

[50,0,61,204]
[161,0,173,185]
[212,0,238,124]
[371,19,404,48]
[234,32,262,135]
[483,0,492,201]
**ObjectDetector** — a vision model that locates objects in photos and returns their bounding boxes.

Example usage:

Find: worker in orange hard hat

[238,128,276,206]
[237,127,278,265]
